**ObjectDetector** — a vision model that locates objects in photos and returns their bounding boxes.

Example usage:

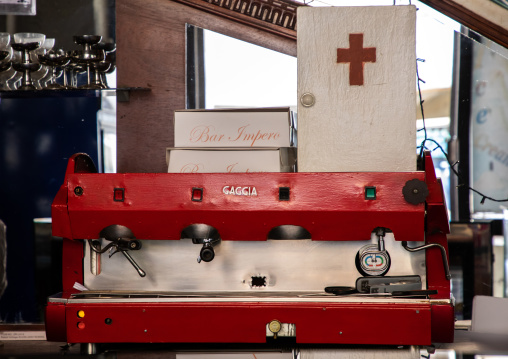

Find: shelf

[0,87,150,101]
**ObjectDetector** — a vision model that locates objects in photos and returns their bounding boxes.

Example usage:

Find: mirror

[186,24,297,110]
[116,0,297,173]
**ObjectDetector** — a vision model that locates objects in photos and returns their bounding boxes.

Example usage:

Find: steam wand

[402,241,451,280]
[89,238,146,277]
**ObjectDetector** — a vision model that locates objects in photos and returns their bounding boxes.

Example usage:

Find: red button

[77,322,85,330]
[113,188,125,202]
[192,188,203,201]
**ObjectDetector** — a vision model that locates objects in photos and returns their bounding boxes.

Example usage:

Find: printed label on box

[167,149,285,173]
[174,109,293,148]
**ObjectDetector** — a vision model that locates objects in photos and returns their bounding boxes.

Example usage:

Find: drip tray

[63,291,439,304]
[70,290,337,299]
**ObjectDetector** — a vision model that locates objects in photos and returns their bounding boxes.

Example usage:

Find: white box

[166,147,296,173]
[297,6,416,172]
[472,295,508,334]
[166,148,296,173]
[174,108,296,148]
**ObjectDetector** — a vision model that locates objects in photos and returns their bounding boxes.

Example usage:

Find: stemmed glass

[39,48,70,89]
[0,32,15,91]
[0,32,11,62]
[2,34,115,90]
[32,38,55,89]
[94,41,116,89]
[68,50,86,88]
[73,35,104,89]
[90,61,111,89]
[11,32,45,90]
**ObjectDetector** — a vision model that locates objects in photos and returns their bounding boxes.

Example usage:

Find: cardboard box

[166,147,297,173]
[174,108,296,148]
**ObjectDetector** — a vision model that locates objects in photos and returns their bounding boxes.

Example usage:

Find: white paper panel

[297,6,416,172]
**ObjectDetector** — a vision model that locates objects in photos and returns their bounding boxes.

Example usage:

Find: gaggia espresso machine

[45,151,453,351]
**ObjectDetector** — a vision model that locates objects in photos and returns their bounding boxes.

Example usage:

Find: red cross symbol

[337,33,376,86]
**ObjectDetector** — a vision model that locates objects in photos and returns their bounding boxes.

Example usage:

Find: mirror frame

[116,0,298,173]
[420,0,508,49]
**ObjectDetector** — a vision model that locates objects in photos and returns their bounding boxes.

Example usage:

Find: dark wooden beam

[172,0,299,40]
[419,0,508,49]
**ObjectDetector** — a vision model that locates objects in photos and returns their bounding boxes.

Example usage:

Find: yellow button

[77,310,85,318]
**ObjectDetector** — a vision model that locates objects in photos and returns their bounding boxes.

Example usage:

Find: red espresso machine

[45,151,453,348]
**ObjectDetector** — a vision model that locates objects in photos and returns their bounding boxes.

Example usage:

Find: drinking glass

[32,38,55,89]
[39,49,70,90]
[11,33,45,90]
[0,32,14,90]
[73,35,104,89]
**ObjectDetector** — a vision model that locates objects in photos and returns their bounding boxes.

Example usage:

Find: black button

[279,187,290,201]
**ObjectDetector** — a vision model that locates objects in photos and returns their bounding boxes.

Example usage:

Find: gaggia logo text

[222,186,258,196]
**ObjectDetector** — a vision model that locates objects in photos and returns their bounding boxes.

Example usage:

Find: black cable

[416,58,427,159]
[416,59,508,204]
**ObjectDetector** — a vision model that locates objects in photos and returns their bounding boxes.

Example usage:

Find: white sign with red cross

[297,6,417,172]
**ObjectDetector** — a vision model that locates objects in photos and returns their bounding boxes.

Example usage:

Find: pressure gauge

[355,244,391,276]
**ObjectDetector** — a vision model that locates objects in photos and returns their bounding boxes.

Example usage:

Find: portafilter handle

[196,237,220,263]
[120,249,146,277]
[89,237,146,277]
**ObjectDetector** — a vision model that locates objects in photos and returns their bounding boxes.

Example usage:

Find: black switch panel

[279,187,290,201]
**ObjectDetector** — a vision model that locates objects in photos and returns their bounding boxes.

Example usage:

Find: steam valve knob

[116,238,142,251]
[128,240,142,250]
[402,179,429,205]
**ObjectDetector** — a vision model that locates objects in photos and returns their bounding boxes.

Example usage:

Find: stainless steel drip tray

[71,290,331,299]
[65,290,435,304]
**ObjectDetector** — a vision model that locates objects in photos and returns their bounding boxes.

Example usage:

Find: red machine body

[46,152,453,345]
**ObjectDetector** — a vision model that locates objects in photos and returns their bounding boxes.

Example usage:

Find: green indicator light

[365,186,376,200]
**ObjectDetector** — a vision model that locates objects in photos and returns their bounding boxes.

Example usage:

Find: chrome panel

[83,233,426,292]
